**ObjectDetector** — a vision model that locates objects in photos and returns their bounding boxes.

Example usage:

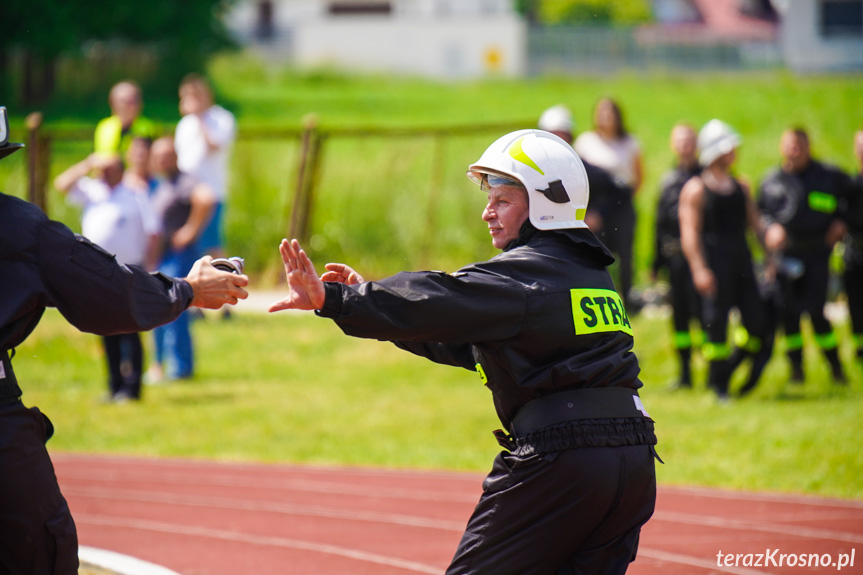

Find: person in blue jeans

[148,136,216,380]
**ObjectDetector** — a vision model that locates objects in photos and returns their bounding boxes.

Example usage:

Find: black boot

[738,347,771,397]
[676,348,693,389]
[708,359,731,402]
[787,349,804,383]
[823,348,847,384]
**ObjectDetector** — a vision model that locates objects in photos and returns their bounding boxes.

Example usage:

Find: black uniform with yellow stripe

[844,173,863,358]
[653,164,702,387]
[1,192,194,574]
[758,159,855,380]
[316,222,657,575]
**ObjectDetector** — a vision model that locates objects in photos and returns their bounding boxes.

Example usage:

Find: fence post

[299,131,325,244]
[25,112,50,214]
[288,116,322,244]
[420,133,445,266]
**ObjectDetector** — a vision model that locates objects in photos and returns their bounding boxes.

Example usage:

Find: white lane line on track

[59,468,480,503]
[67,485,863,544]
[78,517,770,575]
[653,511,863,545]
[660,485,863,510]
[637,547,772,575]
[76,515,442,574]
[66,484,863,546]
[65,486,466,531]
[52,453,482,483]
[78,546,182,575]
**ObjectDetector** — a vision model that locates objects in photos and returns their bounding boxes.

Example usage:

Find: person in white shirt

[574,98,644,311]
[54,154,159,402]
[175,74,236,261]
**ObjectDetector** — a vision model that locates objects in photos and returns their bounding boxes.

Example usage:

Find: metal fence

[527,25,782,74]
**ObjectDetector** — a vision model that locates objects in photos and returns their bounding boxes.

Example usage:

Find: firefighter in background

[652,123,702,389]
[679,120,772,400]
[843,130,863,362]
[758,128,852,383]
[537,104,634,308]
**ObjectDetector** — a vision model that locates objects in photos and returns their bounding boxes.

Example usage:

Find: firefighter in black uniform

[269,129,658,575]
[0,106,249,574]
[680,120,772,400]
[845,130,863,361]
[758,128,852,383]
[652,123,702,389]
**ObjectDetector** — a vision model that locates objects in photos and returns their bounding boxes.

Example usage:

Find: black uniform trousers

[843,243,863,357]
[0,401,78,575]
[668,253,701,336]
[102,332,143,399]
[593,196,637,309]
[702,245,770,395]
[779,251,833,340]
[445,445,656,575]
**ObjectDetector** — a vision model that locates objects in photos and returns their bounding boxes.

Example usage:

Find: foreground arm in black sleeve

[269,239,526,347]
[317,260,478,370]
[39,219,249,336]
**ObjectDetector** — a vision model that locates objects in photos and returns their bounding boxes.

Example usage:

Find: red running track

[52,453,863,575]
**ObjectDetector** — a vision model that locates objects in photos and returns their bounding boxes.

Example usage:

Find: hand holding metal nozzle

[187,256,249,309]
[210,257,245,275]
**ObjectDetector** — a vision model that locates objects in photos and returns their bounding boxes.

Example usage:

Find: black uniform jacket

[653,164,700,273]
[1,192,193,354]
[759,160,855,253]
[317,224,653,451]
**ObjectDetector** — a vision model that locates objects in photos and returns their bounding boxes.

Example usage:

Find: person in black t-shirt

[680,120,772,400]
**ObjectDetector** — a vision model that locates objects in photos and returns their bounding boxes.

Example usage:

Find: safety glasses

[480,173,522,191]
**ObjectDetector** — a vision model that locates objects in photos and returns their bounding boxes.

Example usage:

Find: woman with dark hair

[575,98,644,310]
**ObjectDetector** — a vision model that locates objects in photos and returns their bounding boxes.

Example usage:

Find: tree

[536,0,653,25]
[0,0,236,105]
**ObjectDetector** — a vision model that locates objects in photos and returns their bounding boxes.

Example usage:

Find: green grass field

[17,307,863,500]
[4,55,863,500]
[3,55,862,280]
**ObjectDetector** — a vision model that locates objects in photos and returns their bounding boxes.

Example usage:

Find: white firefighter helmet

[538,105,574,134]
[698,119,741,167]
[467,129,589,230]
[0,107,25,161]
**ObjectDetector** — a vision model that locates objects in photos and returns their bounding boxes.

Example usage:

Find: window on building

[820,0,863,37]
[328,1,392,15]
[256,1,274,40]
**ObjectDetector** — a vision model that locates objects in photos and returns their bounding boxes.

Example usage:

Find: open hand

[269,239,325,312]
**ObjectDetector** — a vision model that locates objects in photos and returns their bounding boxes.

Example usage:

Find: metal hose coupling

[210,257,245,275]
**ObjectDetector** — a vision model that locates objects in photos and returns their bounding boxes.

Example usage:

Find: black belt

[510,386,649,438]
[1,350,23,404]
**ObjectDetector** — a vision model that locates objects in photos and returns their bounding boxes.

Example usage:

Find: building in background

[225,0,863,75]
[771,0,863,71]
[227,0,526,78]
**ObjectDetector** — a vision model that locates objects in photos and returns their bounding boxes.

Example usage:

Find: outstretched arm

[269,239,326,312]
